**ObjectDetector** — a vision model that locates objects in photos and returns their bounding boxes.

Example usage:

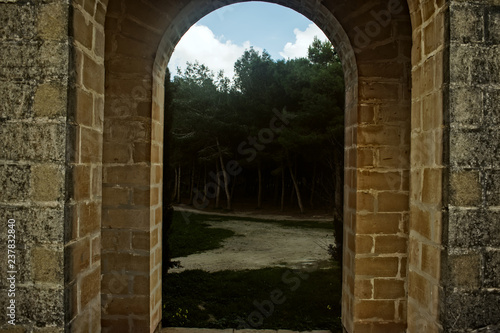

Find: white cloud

[279,24,328,60]
[168,24,262,79]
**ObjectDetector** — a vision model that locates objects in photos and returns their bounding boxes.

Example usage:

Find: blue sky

[168,1,328,79]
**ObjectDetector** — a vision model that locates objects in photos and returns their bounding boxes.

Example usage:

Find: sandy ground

[175,205,334,222]
[169,217,336,273]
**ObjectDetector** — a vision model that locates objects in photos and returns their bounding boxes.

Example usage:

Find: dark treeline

[166,37,345,217]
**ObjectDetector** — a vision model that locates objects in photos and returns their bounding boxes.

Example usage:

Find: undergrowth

[162,267,342,331]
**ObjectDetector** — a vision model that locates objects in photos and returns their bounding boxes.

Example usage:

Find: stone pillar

[66,0,107,331]
[407,0,446,331]
[409,1,500,331]
[100,1,166,331]
[440,1,500,331]
[0,1,70,331]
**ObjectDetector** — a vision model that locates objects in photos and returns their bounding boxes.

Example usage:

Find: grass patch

[169,211,236,258]
[162,267,342,331]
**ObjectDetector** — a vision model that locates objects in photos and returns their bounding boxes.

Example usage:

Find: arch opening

[152,2,359,331]
[160,3,348,330]
[100,0,412,332]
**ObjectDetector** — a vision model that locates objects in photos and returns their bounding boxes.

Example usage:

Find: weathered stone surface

[0,3,36,40]
[0,41,41,80]
[485,171,500,207]
[442,290,500,332]
[449,86,482,126]
[0,238,33,284]
[32,327,64,333]
[0,0,499,333]
[39,41,70,78]
[31,164,65,202]
[450,4,484,44]
[17,286,64,327]
[0,164,30,202]
[449,170,482,206]
[484,89,500,127]
[33,83,67,118]
[445,6,500,331]
[486,7,500,45]
[0,81,35,120]
[0,122,66,162]
[449,128,500,168]
[0,205,64,244]
[447,209,500,248]
[0,285,64,327]
[445,253,482,289]
[470,324,500,333]
[32,247,64,284]
[449,44,474,84]
[0,327,26,333]
[483,250,500,288]
[37,2,68,41]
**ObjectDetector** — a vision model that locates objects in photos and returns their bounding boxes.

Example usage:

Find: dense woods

[165,38,345,216]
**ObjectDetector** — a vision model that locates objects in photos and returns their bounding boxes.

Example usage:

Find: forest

[164,37,345,217]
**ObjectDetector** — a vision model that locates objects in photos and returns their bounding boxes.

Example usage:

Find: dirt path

[174,204,334,222]
[169,217,336,273]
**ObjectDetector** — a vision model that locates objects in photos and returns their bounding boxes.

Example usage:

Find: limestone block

[0,3,36,40]
[32,247,64,284]
[447,253,481,289]
[448,209,500,248]
[37,2,67,41]
[0,81,35,119]
[450,4,484,43]
[31,164,64,202]
[34,83,67,118]
[449,170,482,206]
[0,164,30,202]
[0,122,66,162]
[443,290,500,331]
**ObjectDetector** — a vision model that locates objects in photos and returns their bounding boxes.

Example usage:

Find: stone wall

[101,1,169,331]
[407,0,446,331]
[66,0,106,331]
[441,1,500,331]
[0,0,499,332]
[0,1,70,332]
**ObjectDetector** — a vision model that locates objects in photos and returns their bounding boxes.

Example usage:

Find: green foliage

[169,38,345,212]
[308,36,340,66]
[162,267,342,331]
[168,211,235,258]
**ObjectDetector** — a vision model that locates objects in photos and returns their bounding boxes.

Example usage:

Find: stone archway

[4,0,500,332]
[0,0,444,332]
[97,1,414,332]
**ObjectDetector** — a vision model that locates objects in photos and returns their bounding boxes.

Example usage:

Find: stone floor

[162,328,331,333]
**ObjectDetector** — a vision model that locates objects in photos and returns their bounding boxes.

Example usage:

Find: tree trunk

[188,161,195,205]
[231,174,237,203]
[173,167,178,201]
[176,165,181,203]
[273,174,279,206]
[215,160,221,209]
[216,137,231,210]
[257,161,262,209]
[289,163,296,205]
[310,162,317,208]
[280,162,285,212]
[288,156,304,214]
[203,164,208,203]
[193,168,202,206]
